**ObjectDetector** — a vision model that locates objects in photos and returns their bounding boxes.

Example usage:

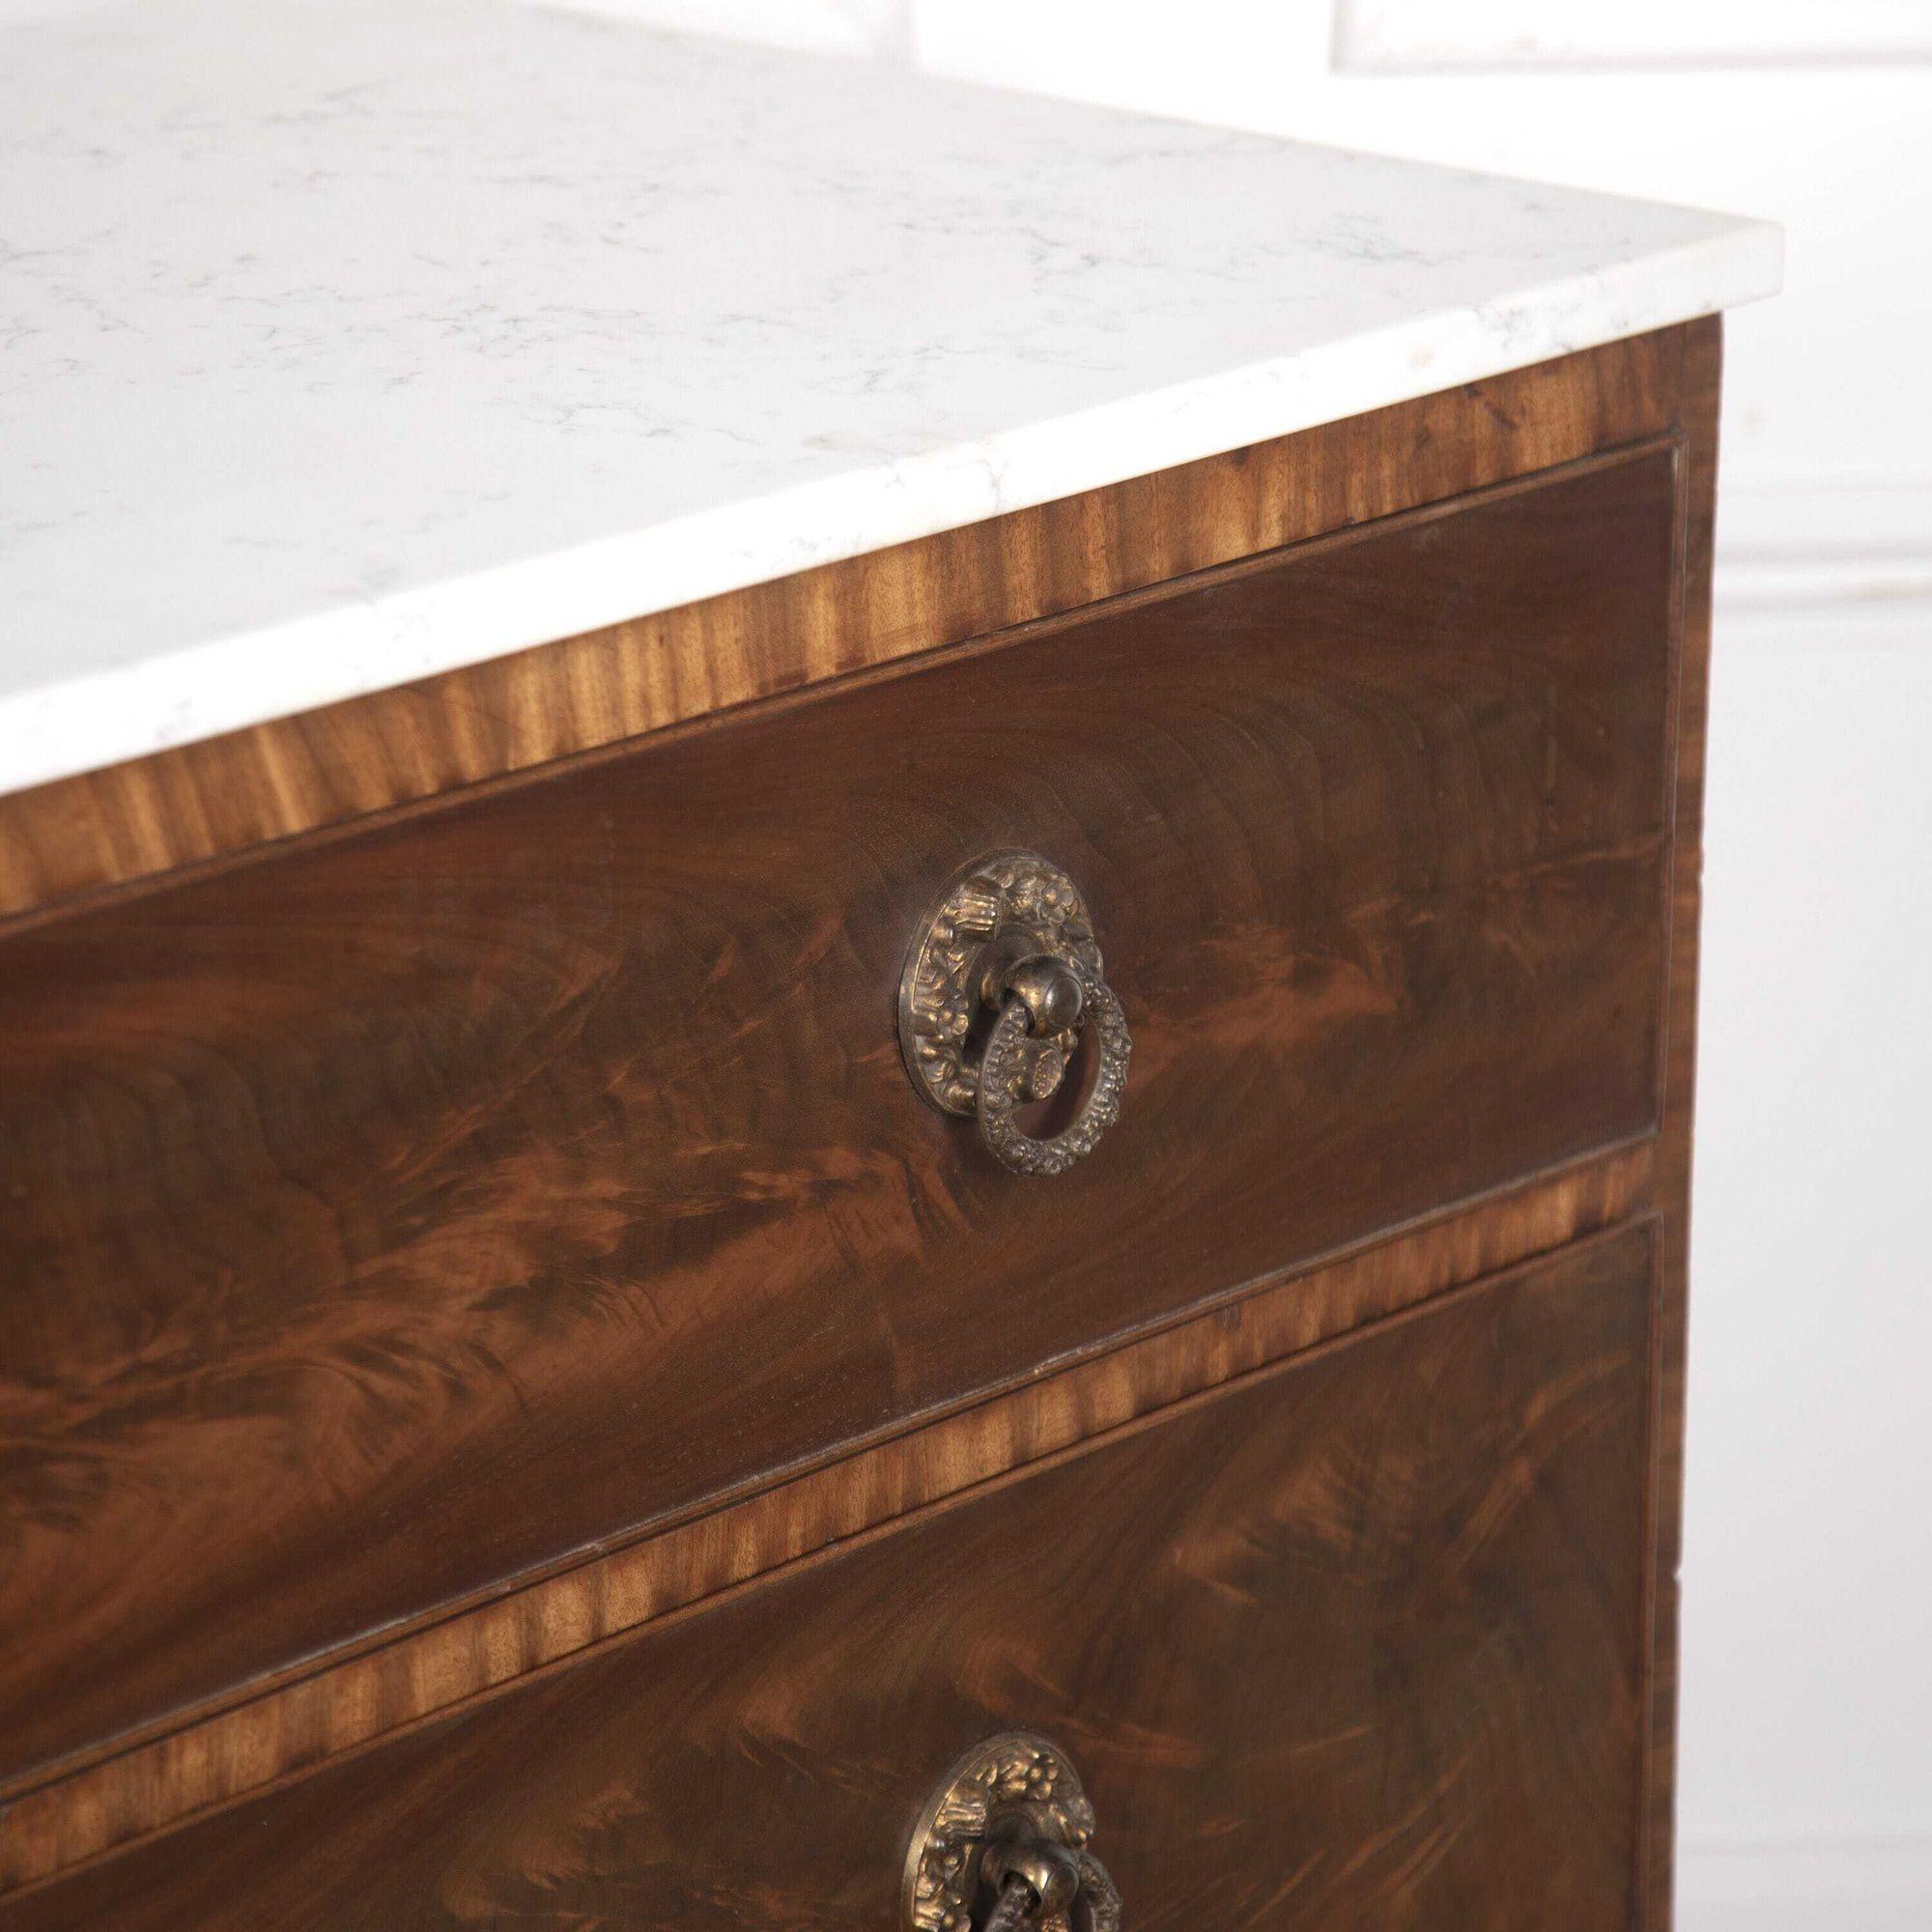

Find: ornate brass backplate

[903,1731,1115,1932]
[897,852,1131,1177]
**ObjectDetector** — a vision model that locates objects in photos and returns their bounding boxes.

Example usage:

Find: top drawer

[0,444,1680,1784]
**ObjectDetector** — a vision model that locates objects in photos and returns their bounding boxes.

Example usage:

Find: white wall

[1688,607,1932,1930]
[578,6,1932,1921]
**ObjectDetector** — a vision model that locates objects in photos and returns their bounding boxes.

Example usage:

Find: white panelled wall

[579,6,1932,1924]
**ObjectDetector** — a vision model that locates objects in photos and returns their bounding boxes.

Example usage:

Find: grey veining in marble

[0,0,1780,791]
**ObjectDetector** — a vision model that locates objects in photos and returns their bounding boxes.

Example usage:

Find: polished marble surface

[0,0,1779,791]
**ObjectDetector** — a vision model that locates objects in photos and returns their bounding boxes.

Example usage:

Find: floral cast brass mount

[897,852,1131,1178]
[903,1731,1122,1932]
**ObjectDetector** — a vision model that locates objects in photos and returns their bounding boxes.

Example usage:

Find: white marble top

[0,0,1779,795]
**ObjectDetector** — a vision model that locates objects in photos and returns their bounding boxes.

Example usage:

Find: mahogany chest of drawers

[0,5,1782,1922]
[3,322,1721,1928]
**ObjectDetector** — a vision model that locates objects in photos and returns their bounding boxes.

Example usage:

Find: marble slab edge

[0,219,1780,800]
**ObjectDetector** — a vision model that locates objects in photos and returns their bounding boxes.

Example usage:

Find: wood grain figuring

[0,331,1687,925]
[0,1222,1660,1932]
[0,1139,1651,1889]
[0,447,1683,1794]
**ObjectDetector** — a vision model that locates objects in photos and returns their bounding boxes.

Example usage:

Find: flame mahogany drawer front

[0,445,1682,1786]
[0,1224,1660,1932]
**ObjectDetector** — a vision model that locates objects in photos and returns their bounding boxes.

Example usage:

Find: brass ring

[898,852,1131,1178]
[976,966,1131,1178]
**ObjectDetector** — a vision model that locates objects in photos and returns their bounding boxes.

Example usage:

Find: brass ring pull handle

[976,962,1131,1179]
[983,1843,1122,1932]
[904,1732,1122,1932]
[899,854,1132,1178]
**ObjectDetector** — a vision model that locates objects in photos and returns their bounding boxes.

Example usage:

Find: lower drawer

[4,1220,1657,1930]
